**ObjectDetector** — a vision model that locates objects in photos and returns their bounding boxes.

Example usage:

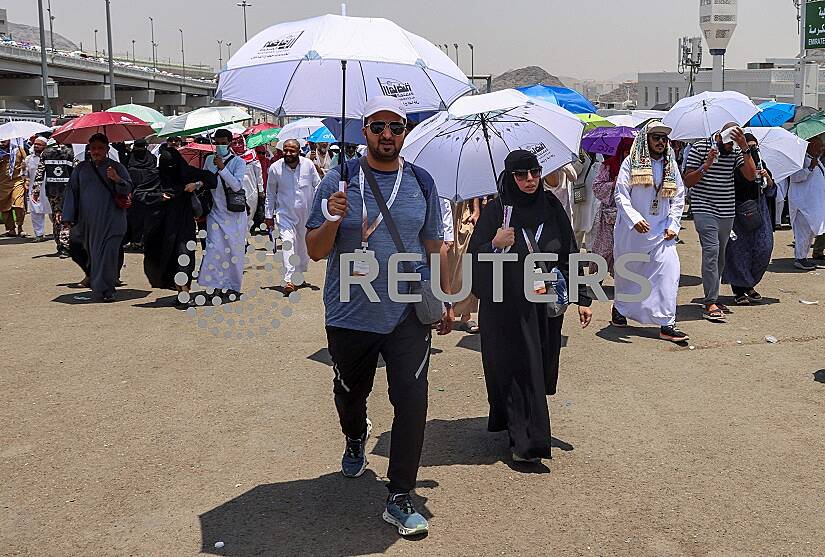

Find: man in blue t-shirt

[306,95,451,537]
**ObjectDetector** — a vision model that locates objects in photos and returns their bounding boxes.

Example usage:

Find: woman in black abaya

[469,150,593,463]
[139,145,216,299]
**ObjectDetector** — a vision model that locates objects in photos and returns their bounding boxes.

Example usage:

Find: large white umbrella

[277,118,326,141]
[744,126,808,182]
[606,110,668,129]
[401,89,585,202]
[0,120,51,141]
[215,14,471,119]
[663,91,760,141]
[156,106,251,138]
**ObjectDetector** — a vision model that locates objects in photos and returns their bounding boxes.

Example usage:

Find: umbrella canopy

[277,118,326,141]
[748,101,795,128]
[156,106,251,138]
[789,111,825,141]
[52,111,155,144]
[581,126,639,156]
[178,143,215,167]
[246,127,281,149]
[400,89,584,202]
[662,91,760,141]
[106,103,169,132]
[244,122,279,135]
[215,14,472,119]
[321,118,367,145]
[577,113,615,133]
[0,120,51,141]
[744,126,808,183]
[516,84,597,114]
[307,126,337,143]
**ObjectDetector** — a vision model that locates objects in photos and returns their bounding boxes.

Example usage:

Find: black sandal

[734,294,750,305]
[746,289,762,301]
[702,305,726,321]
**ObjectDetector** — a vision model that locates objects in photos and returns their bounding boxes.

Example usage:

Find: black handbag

[216,155,247,213]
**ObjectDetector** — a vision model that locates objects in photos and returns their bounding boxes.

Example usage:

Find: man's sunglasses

[512,167,543,180]
[367,120,406,136]
[649,133,670,143]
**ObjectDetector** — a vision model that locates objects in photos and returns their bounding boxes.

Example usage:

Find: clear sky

[5,0,802,81]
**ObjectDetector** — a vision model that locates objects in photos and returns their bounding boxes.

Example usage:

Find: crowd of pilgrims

[2,113,824,468]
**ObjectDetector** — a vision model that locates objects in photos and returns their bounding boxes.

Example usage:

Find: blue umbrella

[306,126,337,143]
[748,101,796,127]
[516,84,597,114]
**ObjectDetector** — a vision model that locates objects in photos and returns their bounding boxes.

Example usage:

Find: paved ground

[1,219,823,557]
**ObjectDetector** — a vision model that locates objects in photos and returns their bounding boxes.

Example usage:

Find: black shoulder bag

[359,158,444,325]
[216,155,247,213]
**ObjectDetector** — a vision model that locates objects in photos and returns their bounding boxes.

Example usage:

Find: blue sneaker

[341,418,371,478]
[383,493,429,537]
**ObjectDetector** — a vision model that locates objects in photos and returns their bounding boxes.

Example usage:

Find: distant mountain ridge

[5,22,79,51]
[491,66,566,92]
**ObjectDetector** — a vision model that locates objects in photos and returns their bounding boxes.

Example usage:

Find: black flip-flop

[734,294,750,306]
[746,289,762,301]
[703,306,726,321]
[455,320,479,334]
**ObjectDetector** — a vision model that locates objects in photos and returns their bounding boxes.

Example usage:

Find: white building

[637,59,821,109]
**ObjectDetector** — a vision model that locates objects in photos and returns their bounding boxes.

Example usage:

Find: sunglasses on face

[512,167,542,181]
[649,133,670,143]
[367,120,406,136]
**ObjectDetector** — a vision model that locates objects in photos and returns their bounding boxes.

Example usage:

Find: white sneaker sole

[342,418,372,478]
[382,510,428,537]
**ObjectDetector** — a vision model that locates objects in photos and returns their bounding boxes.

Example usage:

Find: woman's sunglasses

[367,120,407,136]
[512,167,543,181]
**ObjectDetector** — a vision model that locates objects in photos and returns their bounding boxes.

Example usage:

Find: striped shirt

[685,139,744,219]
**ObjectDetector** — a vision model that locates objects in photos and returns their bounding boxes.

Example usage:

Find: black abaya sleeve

[468,198,504,302]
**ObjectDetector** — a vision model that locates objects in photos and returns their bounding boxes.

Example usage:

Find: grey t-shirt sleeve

[306,167,342,230]
[414,165,444,241]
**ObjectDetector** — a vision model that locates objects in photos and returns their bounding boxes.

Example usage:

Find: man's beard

[284,154,299,165]
[369,142,400,162]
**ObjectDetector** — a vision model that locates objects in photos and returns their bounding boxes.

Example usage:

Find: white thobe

[198,153,248,293]
[440,199,454,243]
[25,153,51,237]
[788,156,825,259]
[545,163,575,223]
[572,156,601,248]
[613,157,685,326]
[265,157,320,283]
[241,156,263,231]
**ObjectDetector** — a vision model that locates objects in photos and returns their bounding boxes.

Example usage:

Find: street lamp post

[105,0,116,106]
[468,43,474,90]
[94,29,98,57]
[46,0,55,53]
[132,39,136,62]
[149,17,157,70]
[453,43,460,68]
[218,40,223,69]
[227,42,233,60]
[237,1,252,42]
[36,0,51,125]
[179,29,186,82]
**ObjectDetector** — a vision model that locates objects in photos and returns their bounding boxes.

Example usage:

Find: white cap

[363,95,407,121]
[33,136,48,145]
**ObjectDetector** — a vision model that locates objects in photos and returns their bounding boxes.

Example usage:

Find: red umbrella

[243,122,279,136]
[178,143,215,167]
[52,111,155,144]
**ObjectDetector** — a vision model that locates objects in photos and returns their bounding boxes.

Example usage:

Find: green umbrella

[246,127,281,149]
[790,111,825,141]
[107,103,169,132]
[577,113,615,133]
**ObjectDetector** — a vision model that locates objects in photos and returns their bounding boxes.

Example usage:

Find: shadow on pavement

[768,258,817,274]
[51,289,151,304]
[371,417,573,468]
[198,471,435,556]
[679,274,703,287]
[814,370,825,384]
[32,252,61,259]
[133,295,182,309]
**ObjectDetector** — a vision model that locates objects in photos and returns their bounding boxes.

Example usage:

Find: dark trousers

[326,312,431,494]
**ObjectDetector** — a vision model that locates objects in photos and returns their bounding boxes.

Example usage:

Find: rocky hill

[4,22,79,51]
[491,66,566,92]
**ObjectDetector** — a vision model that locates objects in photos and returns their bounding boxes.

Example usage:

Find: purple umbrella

[581,126,639,156]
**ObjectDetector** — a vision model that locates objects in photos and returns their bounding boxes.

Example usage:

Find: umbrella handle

[321,180,347,222]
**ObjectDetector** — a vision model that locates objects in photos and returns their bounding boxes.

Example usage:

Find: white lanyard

[521,223,545,253]
[359,162,404,247]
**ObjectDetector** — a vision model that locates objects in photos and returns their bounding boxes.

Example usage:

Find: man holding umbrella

[306,96,449,537]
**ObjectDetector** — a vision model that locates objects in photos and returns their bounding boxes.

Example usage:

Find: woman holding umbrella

[469,150,593,464]
[722,133,775,304]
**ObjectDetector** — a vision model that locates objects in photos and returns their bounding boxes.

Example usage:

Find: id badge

[532,266,547,295]
[352,248,374,276]
[649,197,660,216]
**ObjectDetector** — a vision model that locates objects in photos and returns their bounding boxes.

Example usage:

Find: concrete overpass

[0,43,216,117]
